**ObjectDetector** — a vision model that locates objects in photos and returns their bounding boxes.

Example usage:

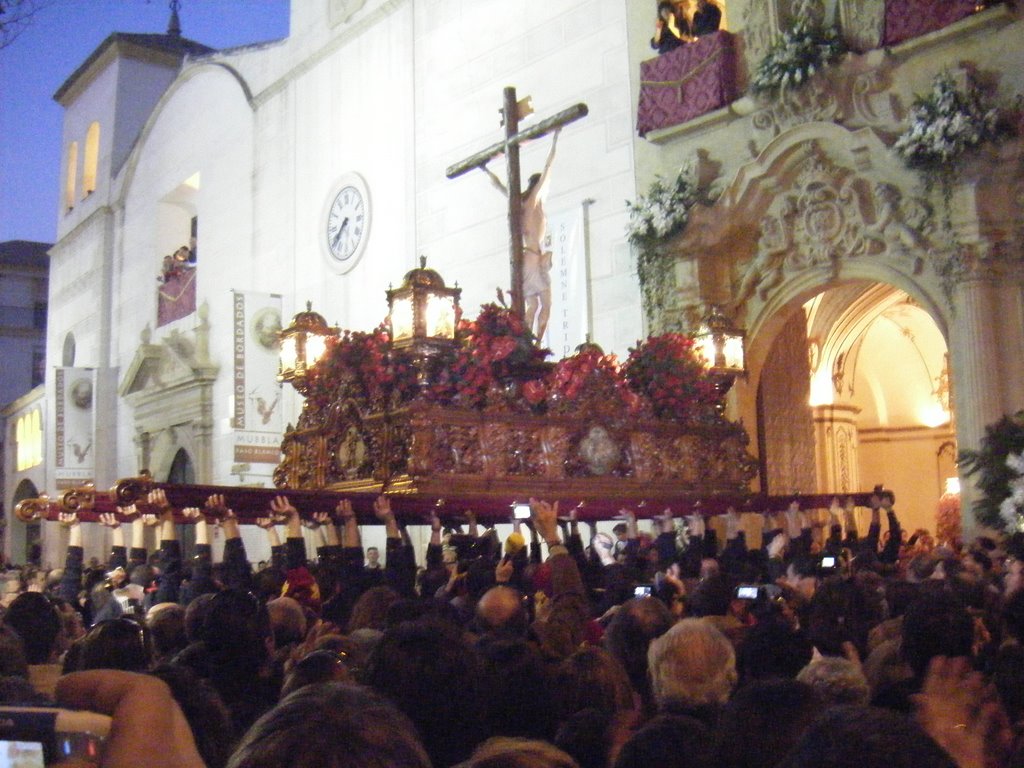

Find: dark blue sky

[0,0,290,245]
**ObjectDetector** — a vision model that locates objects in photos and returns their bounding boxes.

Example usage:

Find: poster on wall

[542,205,588,358]
[232,291,284,466]
[54,367,96,489]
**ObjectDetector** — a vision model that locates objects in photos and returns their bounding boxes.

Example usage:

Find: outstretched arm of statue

[482,162,508,196]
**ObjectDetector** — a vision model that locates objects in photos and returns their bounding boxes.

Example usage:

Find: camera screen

[821,556,836,568]
[1,739,45,768]
[634,585,653,597]
[512,504,531,520]
[736,586,760,600]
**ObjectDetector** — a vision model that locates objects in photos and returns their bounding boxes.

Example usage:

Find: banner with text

[543,206,588,358]
[232,291,284,465]
[54,367,96,488]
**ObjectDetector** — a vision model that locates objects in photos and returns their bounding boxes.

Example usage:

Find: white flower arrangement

[626,163,700,246]
[1000,451,1024,533]
[894,71,1003,170]
[749,20,845,95]
[626,163,704,323]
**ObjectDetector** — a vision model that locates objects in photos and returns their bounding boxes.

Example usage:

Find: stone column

[811,404,861,494]
[950,275,1005,540]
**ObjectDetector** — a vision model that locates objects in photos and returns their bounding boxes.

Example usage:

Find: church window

[83,121,100,197]
[64,142,78,211]
[16,409,43,471]
[62,332,76,367]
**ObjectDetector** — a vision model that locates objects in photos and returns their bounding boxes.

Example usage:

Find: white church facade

[5,0,1023,566]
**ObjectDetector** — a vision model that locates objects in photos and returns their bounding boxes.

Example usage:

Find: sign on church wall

[54,367,95,489]
[544,206,588,358]
[232,291,284,465]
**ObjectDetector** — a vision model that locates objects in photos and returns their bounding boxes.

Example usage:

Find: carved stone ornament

[752,76,842,141]
[733,143,934,309]
[838,0,886,52]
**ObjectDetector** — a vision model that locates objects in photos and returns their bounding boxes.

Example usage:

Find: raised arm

[533,129,560,198]
[482,162,508,196]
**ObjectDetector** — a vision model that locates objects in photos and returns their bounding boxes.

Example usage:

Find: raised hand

[181,507,203,524]
[373,496,394,522]
[58,511,79,528]
[269,495,297,523]
[147,488,171,511]
[336,499,355,523]
[530,498,560,545]
[495,557,514,584]
[117,504,139,522]
[99,512,122,529]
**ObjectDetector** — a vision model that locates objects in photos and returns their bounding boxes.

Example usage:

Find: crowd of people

[650,0,723,55]
[1,485,1023,768]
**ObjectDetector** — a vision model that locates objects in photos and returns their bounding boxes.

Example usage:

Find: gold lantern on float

[278,302,339,394]
[386,256,462,355]
[695,304,746,410]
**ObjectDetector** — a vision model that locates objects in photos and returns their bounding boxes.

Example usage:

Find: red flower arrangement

[305,325,417,412]
[299,306,722,424]
[546,346,643,416]
[622,333,720,423]
[429,303,550,408]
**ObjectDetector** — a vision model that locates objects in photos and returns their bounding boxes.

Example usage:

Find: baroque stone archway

[662,120,1024,537]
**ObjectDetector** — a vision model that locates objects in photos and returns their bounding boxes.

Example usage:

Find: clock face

[325,177,369,269]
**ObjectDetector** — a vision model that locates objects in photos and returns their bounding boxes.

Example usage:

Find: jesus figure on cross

[482,129,560,340]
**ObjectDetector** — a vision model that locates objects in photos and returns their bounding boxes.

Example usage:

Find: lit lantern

[386,256,461,353]
[695,304,746,379]
[695,305,746,412]
[278,302,338,393]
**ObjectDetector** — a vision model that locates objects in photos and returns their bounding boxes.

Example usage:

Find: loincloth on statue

[522,247,553,296]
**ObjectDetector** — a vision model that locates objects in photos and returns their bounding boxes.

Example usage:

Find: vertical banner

[54,367,96,488]
[543,206,588,358]
[232,291,284,465]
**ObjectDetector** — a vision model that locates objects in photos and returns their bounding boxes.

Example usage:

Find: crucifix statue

[446,87,588,340]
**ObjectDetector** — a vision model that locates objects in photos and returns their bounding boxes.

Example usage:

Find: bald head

[476,586,528,636]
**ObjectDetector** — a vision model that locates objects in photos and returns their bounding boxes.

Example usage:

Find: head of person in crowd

[0,624,29,679]
[475,585,530,638]
[901,589,974,684]
[73,616,152,673]
[3,591,62,665]
[366,618,486,767]
[477,634,555,741]
[183,591,216,643]
[348,585,401,633]
[685,574,734,618]
[553,646,635,723]
[228,682,431,768]
[804,577,878,660]
[366,546,381,568]
[647,618,736,720]
[717,679,821,768]
[150,663,236,768]
[456,736,579,768]
[147,602,188,664]
[602,597,674,710]
[266,596,308,651]
[777,704,957,768]
[737,612,812,685]
[795,655,870,708]
[280,649,352,699]
[613,713,715,768]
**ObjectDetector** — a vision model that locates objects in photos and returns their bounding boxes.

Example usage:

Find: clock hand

[331,217,350,250]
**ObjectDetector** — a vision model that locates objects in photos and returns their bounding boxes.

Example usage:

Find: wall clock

[324,173,370,272]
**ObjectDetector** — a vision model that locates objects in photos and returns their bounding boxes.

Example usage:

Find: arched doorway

[11,478,41,565]
[754,281,954,536]
[166,448,197,552]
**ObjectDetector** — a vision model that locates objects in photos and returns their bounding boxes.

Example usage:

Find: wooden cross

[446,87,587,321]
